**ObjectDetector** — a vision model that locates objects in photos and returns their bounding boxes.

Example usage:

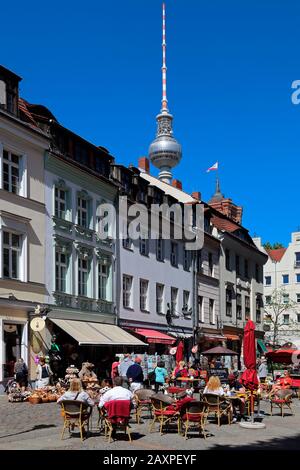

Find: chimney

[171,179,182,190]
[191,191,201,201]
[138,157,150,174]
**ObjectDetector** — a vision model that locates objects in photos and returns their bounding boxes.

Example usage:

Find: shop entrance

[3,323,23,379]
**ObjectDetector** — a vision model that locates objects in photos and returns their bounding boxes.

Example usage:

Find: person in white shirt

[99,377,133,409]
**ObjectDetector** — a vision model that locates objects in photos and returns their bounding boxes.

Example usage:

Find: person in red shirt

[279,370,293,389]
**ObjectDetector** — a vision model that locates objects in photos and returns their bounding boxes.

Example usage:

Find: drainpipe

[114,188,121,327]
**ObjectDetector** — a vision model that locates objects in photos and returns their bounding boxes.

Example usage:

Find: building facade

[0,66,49,385]
[254,233,300,346]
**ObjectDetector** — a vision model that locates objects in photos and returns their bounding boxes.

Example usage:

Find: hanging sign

[30,317,45,332]
[3,324,17,333]
[169,347,177,355]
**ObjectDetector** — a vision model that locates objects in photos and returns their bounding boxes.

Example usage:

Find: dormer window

[0,66,21,116]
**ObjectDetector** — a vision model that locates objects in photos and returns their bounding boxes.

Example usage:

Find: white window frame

[98,261,110,301]
[183,290,190,311]
[55,187,67,220]
[123,274,133,308]
[77,195,89,228]
[0,143,27,197]
[2,230,21,280]
[140,279,149,311]
[156,283,164,314]
[55,250,68,293]
[209,298,215,324]
[171,287,178,315]
[78,256,89,297]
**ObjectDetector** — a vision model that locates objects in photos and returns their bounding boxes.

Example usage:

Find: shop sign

[208,368,229,383]
[30,317,45,332]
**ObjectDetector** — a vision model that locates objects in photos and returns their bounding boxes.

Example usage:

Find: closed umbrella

[240,320,265,429]
[176,340,184,364]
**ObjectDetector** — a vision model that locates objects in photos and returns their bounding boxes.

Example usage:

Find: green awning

[257,339,268,353]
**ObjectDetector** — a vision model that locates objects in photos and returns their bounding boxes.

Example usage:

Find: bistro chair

[203,393,232,427]
[97,405,109,437]
[149,396,180,436]
[134,389,155,424]
[104,400,132,443]
[60,400,91,442]
[179,401,208,440]
[270,389,293,417]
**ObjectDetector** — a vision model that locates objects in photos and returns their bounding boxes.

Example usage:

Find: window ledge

[123,306,134,311]
[140,309,150,314]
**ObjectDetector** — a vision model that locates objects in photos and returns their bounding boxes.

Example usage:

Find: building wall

[255,234,300,343]
[44,153,117,322]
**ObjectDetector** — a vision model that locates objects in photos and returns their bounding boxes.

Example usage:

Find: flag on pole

[206,162,218,172]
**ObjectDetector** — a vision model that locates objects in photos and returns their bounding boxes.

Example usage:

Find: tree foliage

[263,242,284,250]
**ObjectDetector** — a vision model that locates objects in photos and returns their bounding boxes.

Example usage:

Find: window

[283,314,289,325]
[139,237,149,256]
[55,187,67,219]
[266,296,271,305]
[236,294,242,320]
[282,274,289,285]
[209,299,215,324]
[297,294,300,304]
[3,231,21,279]
[77,197,88,228]
[156,239,164,261]
[183,290,190,313]
[256,296,262,324]
[225,249,231,271]
[283,294,289,304]
[255,264,260,283]
[265,276,271,286]
[171,287,178,315]
[98,262,109,300]
[196,251,202,273]
[226,288,232,317]
[123,275,133,308]
[295,252,300,268]
[170,242,178,267]
[244,259,249,278]
[78,256,89,297]
[208,252,213,276]
[198,296,204,323]
[297,274,300,283]
[156,283,164,314]
[297,314,300,323]
[123,236,132,250]
[235,255,240,276]
[184,249,190,271]
[3,150,20,194]
[245,295,250,319]
[140,279,149,311]
[55,250,68,292]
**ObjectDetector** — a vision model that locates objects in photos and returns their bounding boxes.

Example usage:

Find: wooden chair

[270,389,293,417]
[60,400,91,442]
[104,400,132,443]
[134,389,155,424]
[179,401,208,440]
[149,397,180,435]
[203,393,232,426]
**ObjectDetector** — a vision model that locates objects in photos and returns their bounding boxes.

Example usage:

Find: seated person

[57,378,94,407]
[270,371,292,396]
[99,377,134,409]
[228,373,248,422]
[203,376,225,396]
[99,379,112,396]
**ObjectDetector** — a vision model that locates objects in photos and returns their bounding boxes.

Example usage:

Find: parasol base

[239,421,266,430]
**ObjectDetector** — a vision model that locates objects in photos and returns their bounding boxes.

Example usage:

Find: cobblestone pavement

[1,395,300,450]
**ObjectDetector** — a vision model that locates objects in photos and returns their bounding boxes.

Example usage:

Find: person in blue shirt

[154,361,168,393]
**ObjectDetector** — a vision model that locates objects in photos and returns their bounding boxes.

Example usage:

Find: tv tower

[148,2,182,184]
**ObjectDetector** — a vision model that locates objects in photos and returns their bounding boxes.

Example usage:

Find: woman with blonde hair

[203,375,225,396]
[57,378,94,406]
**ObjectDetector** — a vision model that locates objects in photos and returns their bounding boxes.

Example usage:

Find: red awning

[266,349,300,365]
[130,328,176,345]
[225,334,240,341]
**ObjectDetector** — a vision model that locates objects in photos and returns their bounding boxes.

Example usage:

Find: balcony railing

[97,299,114,314]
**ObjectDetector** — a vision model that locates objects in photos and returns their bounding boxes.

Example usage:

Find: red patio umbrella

[176,340,184,363]
[240,320,259,424]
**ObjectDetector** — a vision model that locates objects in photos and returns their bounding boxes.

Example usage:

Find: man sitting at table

[99,377,134,409]
[228,373,248,422]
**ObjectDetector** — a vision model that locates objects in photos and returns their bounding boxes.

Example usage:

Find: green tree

[263,242,284,250]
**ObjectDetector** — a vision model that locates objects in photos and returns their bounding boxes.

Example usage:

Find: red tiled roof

[18,98,38,127]
[211,215,240,233]
[267,248,286,262]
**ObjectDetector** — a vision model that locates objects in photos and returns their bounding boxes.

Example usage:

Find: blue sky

[1,0,300,246]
